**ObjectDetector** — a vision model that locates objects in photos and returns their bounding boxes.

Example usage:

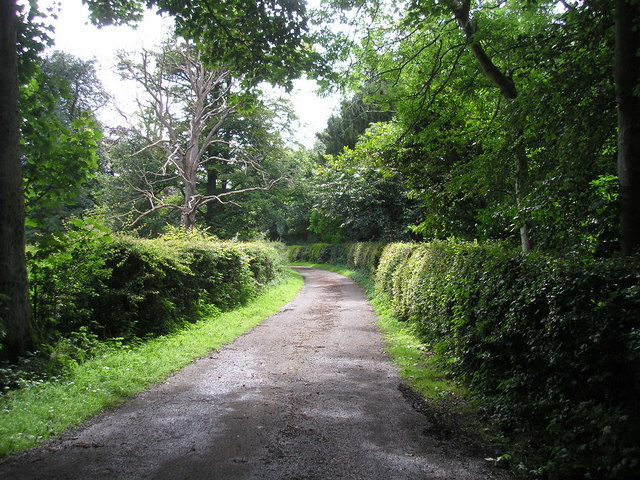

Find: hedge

[292,240,640,479]
[287,242,385,272]
[27,235,288,342]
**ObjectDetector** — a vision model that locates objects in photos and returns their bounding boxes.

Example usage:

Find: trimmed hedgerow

[342,242,386,272]
[28,234,287,343]
[287,243,334,264]
[287,242,384,272]
[375,241,640,479]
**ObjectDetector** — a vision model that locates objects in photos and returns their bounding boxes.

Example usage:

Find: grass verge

[0,269,303,458]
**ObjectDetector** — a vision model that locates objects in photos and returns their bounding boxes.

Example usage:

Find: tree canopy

[308,0,623,255]
[83,0,325,87]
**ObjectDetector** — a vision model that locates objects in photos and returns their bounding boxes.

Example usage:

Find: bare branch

[113,39,280,230]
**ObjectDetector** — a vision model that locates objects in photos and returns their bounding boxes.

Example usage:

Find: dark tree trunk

[448,0,518,99]
[0,0,34,359]
[205,167,218,226]
[615,0,640,255]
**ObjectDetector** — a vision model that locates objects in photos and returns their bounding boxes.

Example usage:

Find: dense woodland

[0,0,639,478]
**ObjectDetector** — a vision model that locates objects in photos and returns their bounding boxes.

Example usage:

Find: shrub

[376,241,640,479]
[27,217,114,340]
[238,242,288,289]
[26,223,288,344]
[287,242,385,273]
[343,242,385,272]
[288,243,336,264]
[374,243,416,295]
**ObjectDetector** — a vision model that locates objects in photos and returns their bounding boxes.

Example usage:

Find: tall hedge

[27,235,287,342]
[376,241,640,479]
[287,242,385,272]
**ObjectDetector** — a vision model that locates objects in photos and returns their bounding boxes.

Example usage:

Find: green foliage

[288,242,385,273]
[310,156,420,242]
[375,241,640,478]
[22,219,288,353]
[316,93,393,156]
[201,146,315,243]
[374,242,417,304]
[341,242,386,272]
[92,237,286,339]
[318,0,618,254]
[308,211,345,243]
[101,130,180,236]
[28,216,114,342]
[84,0,321,88]
[20,53,104,236]
[16,1,53,84]
[288,243,332,264]
[41,51,109,120]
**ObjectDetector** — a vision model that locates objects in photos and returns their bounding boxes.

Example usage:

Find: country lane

[0,267,511,479]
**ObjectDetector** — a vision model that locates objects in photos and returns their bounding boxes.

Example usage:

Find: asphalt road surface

[0,267,511,479]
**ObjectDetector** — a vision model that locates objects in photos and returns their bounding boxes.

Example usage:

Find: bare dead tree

[115,40,280,231]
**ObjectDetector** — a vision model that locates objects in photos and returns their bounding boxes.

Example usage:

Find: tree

[316,92,392,156]
[614,0,640,254]
[311,156,420,242]
[22,53,104,235]
[441,0,531,251]
[113,40,280,230]
[197,97,307,240]
[204,146,318,241]
[41,51,108,122]
[385,0,533,249]
[312,93,416,242]
[102,129,181,236]
[0,0,32,359]
[320,0,619,255]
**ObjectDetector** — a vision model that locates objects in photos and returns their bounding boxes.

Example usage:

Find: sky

[36,0,340,148]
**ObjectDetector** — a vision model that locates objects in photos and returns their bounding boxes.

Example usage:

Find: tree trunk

[180,209,197,232]
[515,135,532,253]
[180,192,197,232]
[181,165,198,231]
[205,167,218,227]
[516,145,532,253]
[0,0,34,359]
[615,0,640,255]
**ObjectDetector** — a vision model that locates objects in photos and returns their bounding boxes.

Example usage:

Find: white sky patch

[34,0,340,148]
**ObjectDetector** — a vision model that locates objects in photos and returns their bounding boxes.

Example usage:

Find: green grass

[0,270,303,457]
